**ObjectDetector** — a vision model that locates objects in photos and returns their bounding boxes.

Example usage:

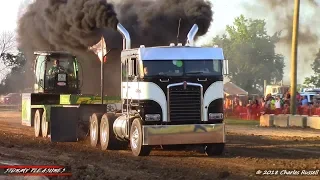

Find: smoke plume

[17,0,213,95]
[18,0,118,57]
[104,0,213,48]
[260,0,319,46]
[242,0,320,84]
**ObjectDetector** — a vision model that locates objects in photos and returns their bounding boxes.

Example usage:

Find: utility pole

[290,0,300,114]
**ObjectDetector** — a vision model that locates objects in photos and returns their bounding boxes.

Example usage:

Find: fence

[225,105,320,121]
[0,104,21,111]
[2,103,319,120]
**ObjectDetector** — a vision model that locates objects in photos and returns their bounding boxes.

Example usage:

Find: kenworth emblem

[183,81,187,90]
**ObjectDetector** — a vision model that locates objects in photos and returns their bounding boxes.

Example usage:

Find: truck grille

[168,84,202,122]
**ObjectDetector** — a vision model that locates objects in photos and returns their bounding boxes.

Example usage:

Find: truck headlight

[209,113,223,120]
[145,114,161,121]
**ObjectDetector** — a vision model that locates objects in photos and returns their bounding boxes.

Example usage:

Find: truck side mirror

[223,59,229,75]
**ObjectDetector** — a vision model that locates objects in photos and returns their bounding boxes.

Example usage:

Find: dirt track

[0,111,320,180]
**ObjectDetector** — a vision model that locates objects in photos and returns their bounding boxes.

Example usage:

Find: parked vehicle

[0,95,4,104]
[3,93,22,105]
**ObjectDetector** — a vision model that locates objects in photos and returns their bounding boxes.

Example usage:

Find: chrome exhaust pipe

[117,23,131,50]
[186,24,199,46]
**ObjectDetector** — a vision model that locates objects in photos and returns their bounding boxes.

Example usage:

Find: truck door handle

[197,78,207,82]
[160,79,169,82]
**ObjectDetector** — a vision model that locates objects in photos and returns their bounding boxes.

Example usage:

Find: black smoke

[104,0,213,48]
[17,0,119,93]
[17,0,213,94]
[17,0,118,58]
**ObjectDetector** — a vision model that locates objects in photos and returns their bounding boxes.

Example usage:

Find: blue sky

[0,0,319,84]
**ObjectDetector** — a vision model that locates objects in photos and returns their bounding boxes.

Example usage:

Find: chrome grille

[168,83,202,122]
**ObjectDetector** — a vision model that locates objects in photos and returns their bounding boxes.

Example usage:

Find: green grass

[225,118,259,126]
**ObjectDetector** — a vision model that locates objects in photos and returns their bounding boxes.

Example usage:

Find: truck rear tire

[204,143,225,156]
[41,110,49,138]
[90,113,102,147]
[34,109,43,137]
[100,113,128,150]
[130,118,152,156]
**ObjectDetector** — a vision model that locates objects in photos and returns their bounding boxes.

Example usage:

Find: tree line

[302,50,320,87]
[204,15,285,94]
[204,14,320,94]
[0,30,28,94]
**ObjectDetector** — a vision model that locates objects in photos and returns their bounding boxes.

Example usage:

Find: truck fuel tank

[113,115,129,140]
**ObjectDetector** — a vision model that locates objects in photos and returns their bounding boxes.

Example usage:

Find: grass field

[225,118,259,126]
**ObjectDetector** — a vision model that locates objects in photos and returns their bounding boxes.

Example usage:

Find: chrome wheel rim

[102,121,107,143]
[131,127,139,149]
[91,120,97,141]
[42,115,47,135]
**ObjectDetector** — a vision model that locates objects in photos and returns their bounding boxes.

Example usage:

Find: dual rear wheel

[89,114,151,156]
[34,109,50,138]
[89,113,128,150]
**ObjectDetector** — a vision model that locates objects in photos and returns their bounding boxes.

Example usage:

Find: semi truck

[21,23,229,156]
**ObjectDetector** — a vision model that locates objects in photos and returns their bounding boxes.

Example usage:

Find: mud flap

[50,106,79,142]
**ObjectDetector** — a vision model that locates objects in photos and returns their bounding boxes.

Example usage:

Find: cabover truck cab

[105,24,229,156]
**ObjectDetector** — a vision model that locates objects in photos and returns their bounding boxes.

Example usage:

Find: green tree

[303,49,320,87]
[204,15,285,93]
[0,51,30,94]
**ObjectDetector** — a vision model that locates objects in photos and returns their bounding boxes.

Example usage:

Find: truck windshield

[45,55,78,90]
[46,55,76,76]
[143,60,222,77]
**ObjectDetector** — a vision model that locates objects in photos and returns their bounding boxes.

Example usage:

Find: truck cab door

[130,58,141,106]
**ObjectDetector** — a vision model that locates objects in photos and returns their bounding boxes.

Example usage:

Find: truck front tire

[130,118,151,156]
[205,143,225,156]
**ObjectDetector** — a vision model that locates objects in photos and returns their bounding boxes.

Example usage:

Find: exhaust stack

[186,24,199,46]
[117,23,131,50]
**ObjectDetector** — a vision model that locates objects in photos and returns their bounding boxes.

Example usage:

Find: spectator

[285,90,291,105]
[270,97,276,111]
[274,96,282,114]
[275,96,281,109]
[301,96,308,106]
[246,100,252,120]
[282,104,290,114]
[312,97,318,105]
[261,98,265,108]
[266,94,272,101]
[265,97,271,113]
[296,92,301,101]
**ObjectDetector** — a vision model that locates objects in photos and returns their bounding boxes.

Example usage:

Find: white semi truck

[22,23,229,157]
